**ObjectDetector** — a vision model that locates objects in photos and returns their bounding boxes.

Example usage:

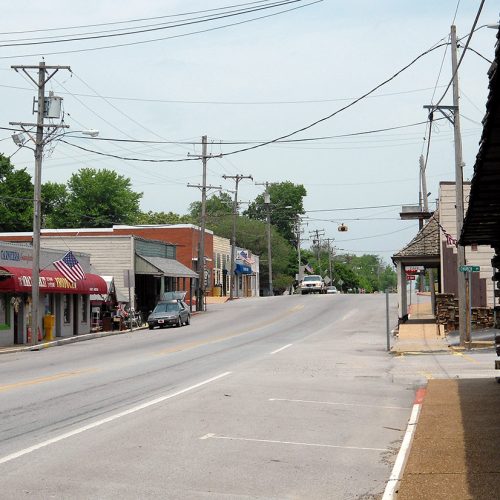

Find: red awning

[0,266,107,295]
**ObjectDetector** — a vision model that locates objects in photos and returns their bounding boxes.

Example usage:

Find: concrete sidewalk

[397,378,500,499]
[392,301,449,355]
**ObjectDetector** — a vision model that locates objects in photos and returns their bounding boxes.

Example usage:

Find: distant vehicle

[147,292,191,329]
[300,275,326,294]
[326,285,338,294]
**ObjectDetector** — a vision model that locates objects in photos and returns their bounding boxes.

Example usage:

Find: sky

[0,0,498,264]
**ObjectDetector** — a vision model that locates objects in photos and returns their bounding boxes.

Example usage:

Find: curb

[0,326,148,354]
[382,387,426,500]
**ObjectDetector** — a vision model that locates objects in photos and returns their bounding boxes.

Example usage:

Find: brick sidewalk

[397,378,500,499]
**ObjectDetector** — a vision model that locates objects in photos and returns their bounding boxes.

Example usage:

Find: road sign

[459,265,480,273]
[406,275,416,281]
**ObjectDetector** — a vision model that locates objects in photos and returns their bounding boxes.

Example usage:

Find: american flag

[445,233,457,247]
[54,251,86,283]
[305,263,314,273]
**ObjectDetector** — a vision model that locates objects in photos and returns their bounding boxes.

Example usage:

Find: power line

[0,82,448,105]
[0,1,306,47]
[0,0,272,35]
[217,41,450,157]
[0,1,320,59]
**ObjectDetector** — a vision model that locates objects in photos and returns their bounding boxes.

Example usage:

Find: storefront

[0,265,106,346]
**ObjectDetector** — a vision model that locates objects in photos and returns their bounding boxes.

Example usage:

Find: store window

[63,294,71,324]
[81,296,88,323]
[0,295,9,328]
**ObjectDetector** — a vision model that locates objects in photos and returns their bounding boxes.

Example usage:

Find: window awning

[0,266,107,294]
[235,263,252,274]
[136,254,198,278]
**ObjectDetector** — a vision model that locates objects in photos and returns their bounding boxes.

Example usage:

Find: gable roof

[392,213,439,261]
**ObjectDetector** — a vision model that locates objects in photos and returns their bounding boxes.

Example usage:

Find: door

[73,295,79,336]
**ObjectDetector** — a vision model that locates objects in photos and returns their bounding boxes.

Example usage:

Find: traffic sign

[459,265,480,273]
[406,275,416,281]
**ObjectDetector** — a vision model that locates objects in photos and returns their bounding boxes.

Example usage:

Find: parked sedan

[147,300,191,329]
[326,286,338,294]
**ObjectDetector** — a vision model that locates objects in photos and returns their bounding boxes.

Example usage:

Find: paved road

[0,294,421,499]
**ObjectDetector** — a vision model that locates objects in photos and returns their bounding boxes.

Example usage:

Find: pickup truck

[300,275,326,294]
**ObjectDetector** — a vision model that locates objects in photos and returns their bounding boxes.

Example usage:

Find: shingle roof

[392,213,439,259]
[461,27,500,245]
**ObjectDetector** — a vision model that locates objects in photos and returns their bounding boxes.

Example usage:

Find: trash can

[213,285,222,297]
[43,314,55,341]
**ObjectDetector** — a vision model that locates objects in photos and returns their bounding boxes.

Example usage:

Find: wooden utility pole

[256,182,274,296]
[423,25,467,346]
[187,135,221,311]
[10,62,70,346]
[222,174,253,299]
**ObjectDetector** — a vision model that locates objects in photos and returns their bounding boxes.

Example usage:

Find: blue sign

[235,263,252,274]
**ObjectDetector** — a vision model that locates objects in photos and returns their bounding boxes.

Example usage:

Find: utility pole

[296,217,305,282]
[324,238,335,284]
[420,154,436,312]
[222,174,253,299]
[10,62,70,346]
[423,24,467,347]
[309,229,325,275]
[256,182,274,296]
[187,135,221,311]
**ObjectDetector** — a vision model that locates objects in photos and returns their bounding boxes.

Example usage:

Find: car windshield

[303,275,322,282]
[153,302,180,313]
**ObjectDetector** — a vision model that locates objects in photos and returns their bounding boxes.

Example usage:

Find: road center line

[0,368,98,393]
[270,344,292,355]
[269,398,411,410]
[0,371,231,466]
[200,433,387,452]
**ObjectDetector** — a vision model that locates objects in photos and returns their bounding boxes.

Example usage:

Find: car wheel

[148,325,154,330]
[177,317,182,328]
[185,315,190,326]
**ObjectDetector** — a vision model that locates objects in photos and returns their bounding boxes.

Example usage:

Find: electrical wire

[431,0,486,111]
[0,1,306,47]
[0,1,272,35]
[0,1,321,59]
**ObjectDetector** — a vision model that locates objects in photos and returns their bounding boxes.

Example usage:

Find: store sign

[17,275,77,290]
[0,249,32,263]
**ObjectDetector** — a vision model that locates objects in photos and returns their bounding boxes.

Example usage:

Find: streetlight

[10,125,98,346]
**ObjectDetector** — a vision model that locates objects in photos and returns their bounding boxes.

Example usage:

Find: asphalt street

[1,294,495,499]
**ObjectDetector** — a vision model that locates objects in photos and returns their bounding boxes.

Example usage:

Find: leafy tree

[49,168,142,228]
[206,214,296,294]
[0,154,33,231]
[135,210,190,225]
[244,182,306,243]
[189,192,233,223]
[41,181,69,229]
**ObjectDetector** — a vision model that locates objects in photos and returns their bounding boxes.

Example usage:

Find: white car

[300,275,326,294]
[326,286,338,294]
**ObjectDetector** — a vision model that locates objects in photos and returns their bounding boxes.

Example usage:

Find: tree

[206,214,296,294]
[189,192,233,223]
[0,154,33,231]
[41,181,69,229]
[244,182,306,243]
[49,168,142,228]
[135,210,190,225]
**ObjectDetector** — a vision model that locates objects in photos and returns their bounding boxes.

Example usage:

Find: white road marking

[341,310,358,321]
[382,403,421,500]
[270,344,293,355]
[269,398,411,410]
[0,372,232,466]
[200,433,387,452]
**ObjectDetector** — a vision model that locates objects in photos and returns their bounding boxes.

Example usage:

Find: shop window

[63,294,71,324]
[81,296,88,323]
[0,295,10,329]
[43,294,54,315]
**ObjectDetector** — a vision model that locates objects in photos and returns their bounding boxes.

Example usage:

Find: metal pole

[386,289,390,351]
[450,25,467,347]
[197,135,208,312]
[31,62,46,346]
[466,270,472,349]
[127,269,133,332]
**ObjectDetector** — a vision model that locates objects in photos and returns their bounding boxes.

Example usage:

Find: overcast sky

[1,1,498,263]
